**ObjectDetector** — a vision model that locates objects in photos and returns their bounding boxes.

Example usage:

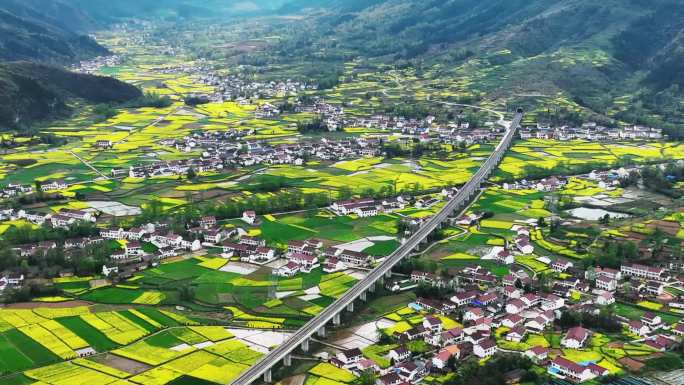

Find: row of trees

[556,308,622,333]
[443,354,539,385]
[593,239,639,269]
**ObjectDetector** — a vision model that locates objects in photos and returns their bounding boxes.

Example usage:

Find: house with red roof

[628,321,650,337]
[505,298,526,314]
[505,327,527,342]
[500,313,523,328]
[525,346,549,363]
[473,339,497,358]
[548,357,596,383]
[672,323,684,336]
[561,327,590,349]
[463,307,484,322]
[641,312,662,328]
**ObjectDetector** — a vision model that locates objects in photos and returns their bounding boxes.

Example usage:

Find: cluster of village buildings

[0,183,34,199]
[125,136,385,178]
[0,207,96,230]
[188,62,316,103]
[328,191,450,219]
[519,123,663,141]
[180,134,380,162]
[73,55,124,74]
[325,256,682,385]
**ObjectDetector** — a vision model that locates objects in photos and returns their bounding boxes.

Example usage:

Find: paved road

[69,150,111,180]
[229,112,524,385]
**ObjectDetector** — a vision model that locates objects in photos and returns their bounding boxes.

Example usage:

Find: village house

[505,327,527,342]
[102,265,119,277]
[644,335,677,351]
[549,356,603,383]
[395,360,427,383]
[288,252,319,272]
[502,274,519,287]
[645,280,665,296]
[355,358,379,374]
[525,313,554,332]
[396,325,429,341]
[525,346,549,364]
[154,245,176,259]
[336,348,363,369]
[50,214,76,229]
[640,312,662,328]
[463,307,484,322]
[536,177,566,192]
[276,262,301,277]
[515,235,534,255]
[237,236,264,248]
[451,291,477,307]
[40,179,67,192]
[410,270,444,287]
[242,211,257,225]
[376,373,402,385]
[673,323,684,336]
[202,228,230,244]
[594,291,615,306]
[552,259,573,273]
[628,321,650,337]
[438,327,464,347]
[502,286,522,300]
[422,316,443,335]
[330,198,376,216]
[494,249,514,265]
[335,249,371,267]
[561,326,590,349]
[595,275,617,292]
[199,216,217,228]
[540,294,565,311]
[95,139,113,149]
[505,299,526,314]
[473,339,497,358]
[620,263,668,281]
[323,257,346,273]
[125,241,144,256]
[125,227,148,241]
[6,273,24,287]
[101,228,125,240]
[431,348,453,370]
[592,267,622,281]
[246,247,277,264]
[221,242,252,258]
[388,346,411,363]
[415,297,456,315]
[500,314,524,329]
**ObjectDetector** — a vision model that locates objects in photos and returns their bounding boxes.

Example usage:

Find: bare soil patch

[90,353,151,375]
[4,300,92,309]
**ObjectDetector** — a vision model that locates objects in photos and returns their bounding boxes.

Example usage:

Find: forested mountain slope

[0,1,142,129]
[0,62,141,128]
[271,0,683,128]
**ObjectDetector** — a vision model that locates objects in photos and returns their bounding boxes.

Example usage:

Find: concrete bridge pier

[333,313,341,326]
[284,354,292,367]
[347,302,354,312]
[384,271,392,279]
[369,282,376,293]
[360,291,367,301]
[301,339,310,353]
[264,369,272,383]
[378,276,384,286]
[317,326,326,338]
